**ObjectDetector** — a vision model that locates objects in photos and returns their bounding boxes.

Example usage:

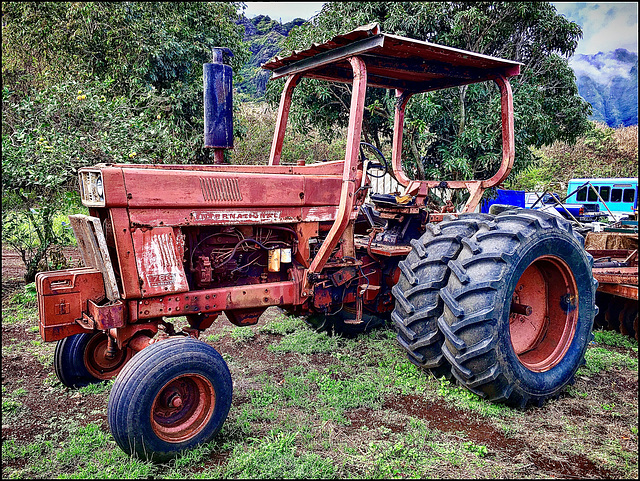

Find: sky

[240,2,638,56]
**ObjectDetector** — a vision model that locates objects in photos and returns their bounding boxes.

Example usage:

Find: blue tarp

[481,189,525,213]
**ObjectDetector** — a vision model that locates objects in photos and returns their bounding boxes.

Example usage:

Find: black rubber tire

[54,332,130,388]
[438,209,597,408]
[391,213,494,379]
[305,310,387,336]
[107,337,232,462]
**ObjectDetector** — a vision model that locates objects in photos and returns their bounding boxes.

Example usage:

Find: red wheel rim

[509,255,579,372]
[84,334,130,380]
[151,374,215,443]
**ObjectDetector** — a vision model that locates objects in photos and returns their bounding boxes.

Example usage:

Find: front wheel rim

[151,374,215,443]
[84,334,129,379]
[509,255,579,372]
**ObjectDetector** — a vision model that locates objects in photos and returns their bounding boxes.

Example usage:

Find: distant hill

[571,49,638,127]
[235,15,305,98]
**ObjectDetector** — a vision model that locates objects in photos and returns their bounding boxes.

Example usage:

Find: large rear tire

[438,210,597,407]
[107,337,232,461]
[391,213,493,378]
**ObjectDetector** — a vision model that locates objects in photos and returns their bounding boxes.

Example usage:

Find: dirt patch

[382,393,619,479]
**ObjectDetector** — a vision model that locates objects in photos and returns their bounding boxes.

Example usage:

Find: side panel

[131,226,189,298]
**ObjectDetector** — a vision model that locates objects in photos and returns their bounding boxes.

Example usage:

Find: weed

[258,313,306,335]
[269,328,339,354]
[77,380,114,395]
[1,304,39,326]
[463,441,488,457]
[582,347,638,375]
[230,326,256,343]
[223,431,336,479]
[11,282,38,306]
[436,377,514,418]
[2,399,22,413]
[593,329,638,350]
[566,386,589,398]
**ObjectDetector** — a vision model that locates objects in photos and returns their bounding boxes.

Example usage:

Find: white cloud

[240,2,325,24]
[570,52,634,85]
[553,2,638,55]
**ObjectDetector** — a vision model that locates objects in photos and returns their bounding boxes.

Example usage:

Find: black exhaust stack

[203,47,233,164]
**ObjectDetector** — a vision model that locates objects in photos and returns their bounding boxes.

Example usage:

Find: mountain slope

[571,49,638,127]
[235,15,305,98]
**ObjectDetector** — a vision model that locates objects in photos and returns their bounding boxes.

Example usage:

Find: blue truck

[481,188,603,221]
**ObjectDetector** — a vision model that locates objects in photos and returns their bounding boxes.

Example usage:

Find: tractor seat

[370,193,416,208]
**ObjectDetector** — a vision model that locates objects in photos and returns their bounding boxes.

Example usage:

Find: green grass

[581,346,638,375]
[230,326,256,343]
[223,432,336,479]
[2,301,638,479]
[77,380,114,395]
[268,328,340,354]
[593,329,639,350]
[1,304,39,326]
[258,314,307,335]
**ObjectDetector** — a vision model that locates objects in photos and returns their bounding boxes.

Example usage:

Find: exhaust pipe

[203,47,234,164]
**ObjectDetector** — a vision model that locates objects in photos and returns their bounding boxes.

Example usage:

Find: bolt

[171,396,183,408]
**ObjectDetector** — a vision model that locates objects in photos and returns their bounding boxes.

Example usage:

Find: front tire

[438,210,597,407]
[54,332,132,388]
[107,337,232,462]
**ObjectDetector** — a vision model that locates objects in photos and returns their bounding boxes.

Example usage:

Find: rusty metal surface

[597,283,638,300]
[131,226,189,298]
[121,169,344,209]
[588,249,636,259]
[36,268,106,342]
[87,299,127,329]
[354,236,411,256]
[262,23,521,92]
[307,56,368,278]
[592,266,638,285]
[136,281,299,320]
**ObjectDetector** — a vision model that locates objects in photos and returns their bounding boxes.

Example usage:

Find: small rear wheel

[54,332,132,388]
[107,337,232,461]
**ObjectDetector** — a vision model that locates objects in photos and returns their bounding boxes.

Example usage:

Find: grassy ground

[2,288,638,479]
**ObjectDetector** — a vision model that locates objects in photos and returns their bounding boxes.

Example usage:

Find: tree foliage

[275,2,592,182]
[2,1,249,280]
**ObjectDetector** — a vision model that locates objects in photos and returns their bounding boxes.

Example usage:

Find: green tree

[275,2,591,182]
[2,2,250,281]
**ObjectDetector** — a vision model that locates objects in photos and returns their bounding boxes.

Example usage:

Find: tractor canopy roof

[261,23,522,93]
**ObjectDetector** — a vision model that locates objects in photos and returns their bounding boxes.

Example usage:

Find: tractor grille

[199,177,242,202]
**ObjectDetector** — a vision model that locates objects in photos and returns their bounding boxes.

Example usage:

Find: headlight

[79,169,106,207]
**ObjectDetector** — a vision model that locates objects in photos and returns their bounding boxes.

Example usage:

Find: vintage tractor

[36,24,597,461]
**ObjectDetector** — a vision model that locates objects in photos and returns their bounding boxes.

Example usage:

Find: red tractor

[36,24,597,461]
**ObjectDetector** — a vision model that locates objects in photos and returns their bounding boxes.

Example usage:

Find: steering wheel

[359,142,388,179]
